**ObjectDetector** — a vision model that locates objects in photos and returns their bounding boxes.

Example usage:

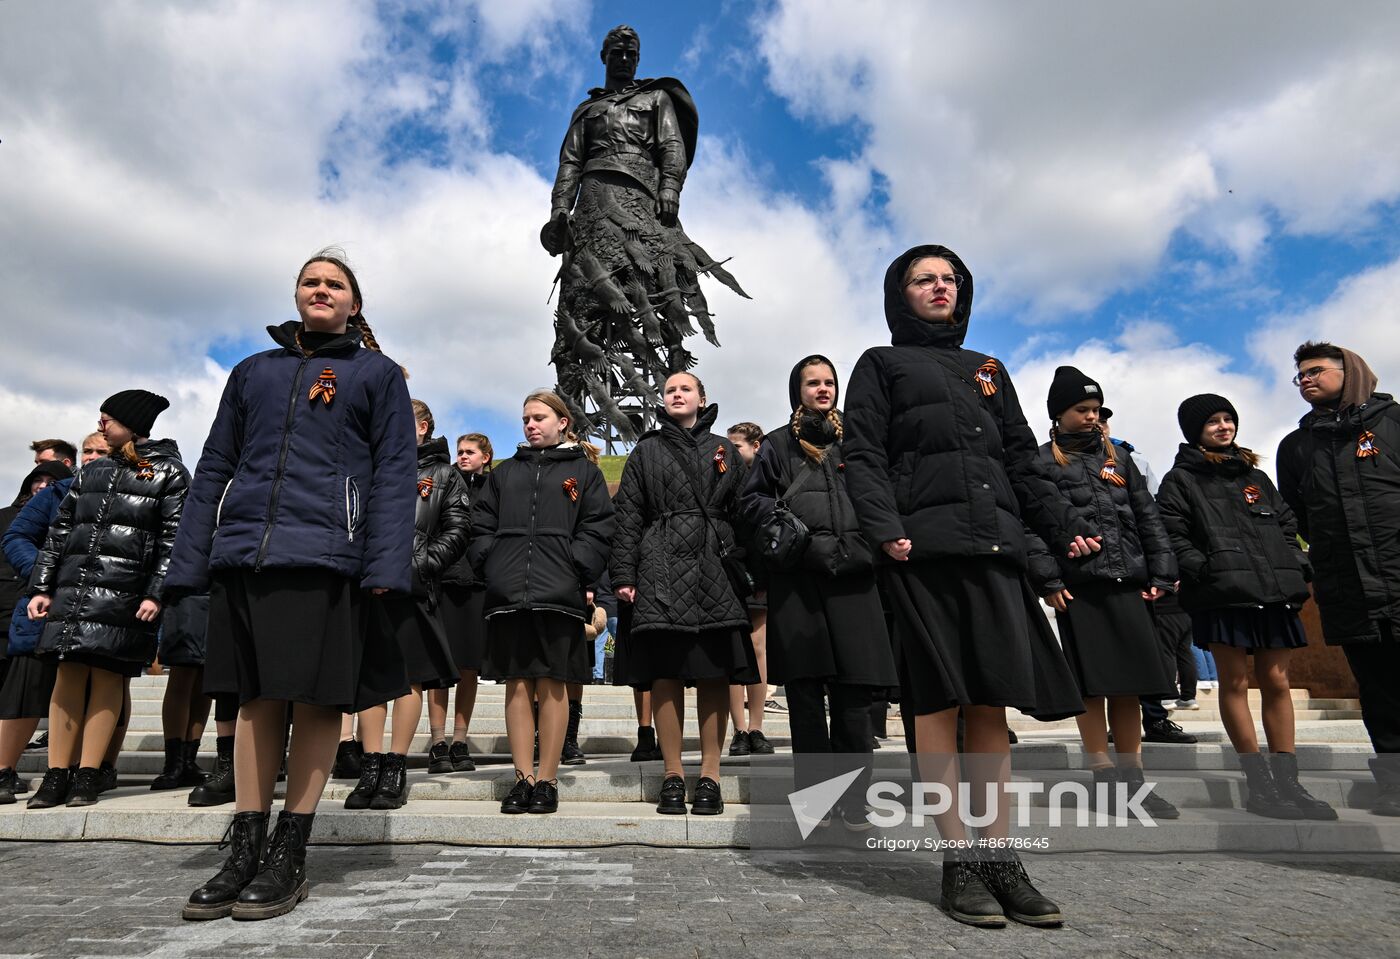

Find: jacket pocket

[345,478,361,543]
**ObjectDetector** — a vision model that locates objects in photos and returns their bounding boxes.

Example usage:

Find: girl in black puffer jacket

[470,390,614,815]
[347,400,470,812]
[610,372,759,817]
[1155,394,1334,821]
[422,432,493,777]
[1027,366,1179,821]
[27,390,188,809]
[742,355,897,824]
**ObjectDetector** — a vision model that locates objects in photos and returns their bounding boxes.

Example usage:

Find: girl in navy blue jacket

[470,390,614,816]
[165,250,416,922]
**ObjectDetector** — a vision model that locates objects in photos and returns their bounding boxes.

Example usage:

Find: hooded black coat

[844,245,1089,568]
[468,443,614,620]
[1156,444,1310,613]
[741,356,873,577]
[1277,393,1400,643]
[609,404,750,634]
[30,439,189,664]
[1024,435,1177,594]
[411,437,472,600]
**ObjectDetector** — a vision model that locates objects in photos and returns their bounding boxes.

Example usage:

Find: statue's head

[600,24,640,83]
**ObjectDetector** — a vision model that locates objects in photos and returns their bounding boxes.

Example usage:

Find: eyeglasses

[905,273,964,292]
[97,416,112,428]
[1292,365,1342,386]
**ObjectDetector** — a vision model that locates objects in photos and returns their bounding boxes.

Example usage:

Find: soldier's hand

[658,189,679,225]
[540,211,570,256]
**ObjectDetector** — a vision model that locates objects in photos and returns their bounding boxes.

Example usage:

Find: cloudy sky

[3,0,1399,497]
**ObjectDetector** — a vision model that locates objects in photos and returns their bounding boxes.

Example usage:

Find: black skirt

[481,610,590,683]
[366,593,457,692]
[1191,605,1308,651]
[1056,581,1179,699]
[766,569,898,687]
[439,584,487,673]
[619,621,760,689]
[203,568,408,713]
[882,559,1083,720]
[47,650,145,679]
[158,594,210,668]
[0,653,58,720]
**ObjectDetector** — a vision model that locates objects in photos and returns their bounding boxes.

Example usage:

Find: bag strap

[777,460,818,506]
[919,347,986,398]
[657,438,733,552]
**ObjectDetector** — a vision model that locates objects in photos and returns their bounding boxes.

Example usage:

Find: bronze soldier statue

[542,24,748,445]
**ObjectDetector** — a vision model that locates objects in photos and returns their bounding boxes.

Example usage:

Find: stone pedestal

[1277,592,1359,698]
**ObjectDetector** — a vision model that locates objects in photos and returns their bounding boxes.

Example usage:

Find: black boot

[1270,752,1336,821]
[232,811,312,920]
[67,767,102,807]
[182,811,268,920]
[344,752,382,810]
[151,738,185,790]
[98,761,117,793]
[1120,765,1180,821]
[369,752,408,810]
[331,738,363,779]
[28,767,72,809]
[979,851,1063,927]
[939,849,1005,927]
[630,725,661,762]
[1370,757,1400,817]
[1238,752,1303,819]
[0,768,17,804]
[10,767,29,795]
[189,736,236,807]
[179,740,208,787]
[1089,766,1121,816]
[560,700,586,765]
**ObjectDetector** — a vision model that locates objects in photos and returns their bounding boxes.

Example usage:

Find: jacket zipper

[61,467,120,656]
[215,478,234,529]
[521,456,542,604]
[255,355,310,570]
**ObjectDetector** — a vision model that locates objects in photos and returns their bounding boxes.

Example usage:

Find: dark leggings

[213,692,240,725]
[786,680,876,809]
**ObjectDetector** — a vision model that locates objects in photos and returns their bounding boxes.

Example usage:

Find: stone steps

[4,785,1397,854]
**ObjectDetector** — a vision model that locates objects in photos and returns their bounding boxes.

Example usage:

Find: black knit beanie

[100,390,170,438]
[1177,393,1238,443]
[1046,366,1105,420]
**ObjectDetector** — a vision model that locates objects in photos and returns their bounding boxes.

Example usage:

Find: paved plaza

[0,841,1396,958]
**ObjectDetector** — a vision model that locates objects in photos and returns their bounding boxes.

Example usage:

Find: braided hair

[1051,422,1125,486]
[297,248,406,376]
[791,406,844,464]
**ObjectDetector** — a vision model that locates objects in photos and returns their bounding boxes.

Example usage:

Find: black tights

[785,680,876,807]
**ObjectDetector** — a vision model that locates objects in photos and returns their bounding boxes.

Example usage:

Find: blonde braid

[1050,424,1070,467]
[792,408,823,464]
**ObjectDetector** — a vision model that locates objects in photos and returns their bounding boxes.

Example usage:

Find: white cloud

[757,0,1400,316]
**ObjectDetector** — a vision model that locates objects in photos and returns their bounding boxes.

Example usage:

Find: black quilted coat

[1156,444,1310,613]
[411,437,471,601]
[843,244,1090,567]
[30,439,189,664]
[610,405,750,634]
[441,469,487,589]
[1024,435,1177,594]
[468,444,614,620]
[1277,394,1400,644]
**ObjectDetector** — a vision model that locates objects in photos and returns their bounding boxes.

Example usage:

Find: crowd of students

[0,244,1396,931]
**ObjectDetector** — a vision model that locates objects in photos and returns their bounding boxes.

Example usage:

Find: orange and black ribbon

[1243,484,1262,505]
[1099,461,1127,487]
[1357,431,1378,459]
[974,358,1000,397]
[563,477,579,502]
[135,460,155,481]
[308,367,337,405]
[714,446,728,473]
[417,476,434,499]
